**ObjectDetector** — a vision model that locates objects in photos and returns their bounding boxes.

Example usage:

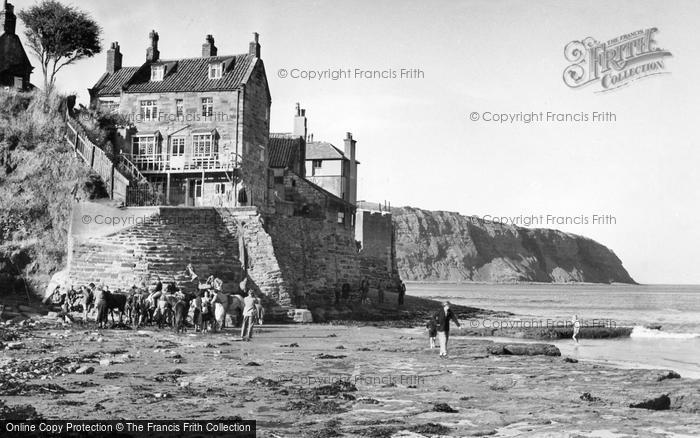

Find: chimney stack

[146,30,160,62]
[202,34,217,57]
[248,32,260,57]
[343,132,358,205]
[106,42,122,74]
[293,103,307,141]
[1,1,16,35]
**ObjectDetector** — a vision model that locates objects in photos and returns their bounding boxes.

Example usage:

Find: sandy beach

[2,313,700,437]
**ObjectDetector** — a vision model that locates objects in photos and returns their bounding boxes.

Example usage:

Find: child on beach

[572,314,580,343]
[201,291,212,332]
[426,317,437,348]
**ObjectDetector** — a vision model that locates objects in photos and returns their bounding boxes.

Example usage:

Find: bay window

[192,134,217,157]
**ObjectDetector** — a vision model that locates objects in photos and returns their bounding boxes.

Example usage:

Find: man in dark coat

[434,301,461,357]
[397,280,406,306]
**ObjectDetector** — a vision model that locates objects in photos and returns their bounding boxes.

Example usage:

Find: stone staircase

[69,207,244,294]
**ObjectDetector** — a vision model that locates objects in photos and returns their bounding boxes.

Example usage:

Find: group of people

[424,305,584,357]
[356,277,406,306]
[49,265,265,341]
[426,300,462,358]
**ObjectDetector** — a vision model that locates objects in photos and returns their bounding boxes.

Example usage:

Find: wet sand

[2,319,700,437]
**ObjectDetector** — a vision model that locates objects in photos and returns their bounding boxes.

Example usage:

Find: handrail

[65,110,146,203]
[118,153,148,182]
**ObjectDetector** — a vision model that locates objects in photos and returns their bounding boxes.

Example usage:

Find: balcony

[123,153,240,173]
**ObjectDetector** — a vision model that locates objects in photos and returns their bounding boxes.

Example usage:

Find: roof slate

[91,54,257,96]
[305,141,346,160]
[269,135,303,168]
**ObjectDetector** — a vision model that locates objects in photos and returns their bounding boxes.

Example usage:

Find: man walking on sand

[435,301,461,357]
[240,290,257,341]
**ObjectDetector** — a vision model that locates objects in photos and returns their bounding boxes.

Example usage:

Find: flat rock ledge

[487,342,561,356]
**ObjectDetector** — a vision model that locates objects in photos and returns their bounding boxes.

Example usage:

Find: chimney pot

[106,41,122,74]
[1,0,16,35]
[293,103,308,141]
[202,34,218,57]
[147,30,160,62]
[248,32,261,57]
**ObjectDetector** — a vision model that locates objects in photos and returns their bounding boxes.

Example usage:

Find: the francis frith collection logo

[563,28,672,92]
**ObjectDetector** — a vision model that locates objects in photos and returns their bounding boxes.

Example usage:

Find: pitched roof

[0,33,33,75]
[90,67,139,95]
[305,141,346,160]
[91,54,258,96]
[269,135,303,168]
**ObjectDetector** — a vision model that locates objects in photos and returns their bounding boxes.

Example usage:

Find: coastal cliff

[393,207,635,284]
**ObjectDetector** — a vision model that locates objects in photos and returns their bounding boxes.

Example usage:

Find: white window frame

[192,134,217,157]
[175,99,184,118]
[170,137,185,156]
[140,100,158,122]
[208,63,223,80]
[201,97,213,117]
[132,135,158,156]
[151,65,165,81]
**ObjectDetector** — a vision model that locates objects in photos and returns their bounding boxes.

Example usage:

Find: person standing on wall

[435,301,461,358]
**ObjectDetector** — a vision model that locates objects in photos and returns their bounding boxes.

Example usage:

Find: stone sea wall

[356,210,400,288]
[264,215,362,307]
[66,202,399,319]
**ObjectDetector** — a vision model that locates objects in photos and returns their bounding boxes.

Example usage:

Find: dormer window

[151,65,165,81]
[208,62,223,79]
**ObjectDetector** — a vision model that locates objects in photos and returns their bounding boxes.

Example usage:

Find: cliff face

[393,207,635,284]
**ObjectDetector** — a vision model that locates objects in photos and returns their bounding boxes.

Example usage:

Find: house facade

[0,0,33,90]
[89,31,270,209]
[305,132,359,206]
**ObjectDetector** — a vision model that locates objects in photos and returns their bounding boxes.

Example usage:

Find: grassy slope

[0,90,101,297]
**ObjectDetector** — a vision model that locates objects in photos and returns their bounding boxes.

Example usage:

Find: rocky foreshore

[0,315,699,437]
[461,325,634,340]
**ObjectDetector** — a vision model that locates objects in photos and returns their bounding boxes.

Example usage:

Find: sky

[14,0,700,284]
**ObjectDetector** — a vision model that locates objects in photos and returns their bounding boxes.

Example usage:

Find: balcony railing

[123,153,240,173]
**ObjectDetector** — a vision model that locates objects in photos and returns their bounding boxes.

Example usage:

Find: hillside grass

[0,90,104,297]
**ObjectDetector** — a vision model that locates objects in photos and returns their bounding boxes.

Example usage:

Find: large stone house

[89,31,270,209]
[0,0,33,90]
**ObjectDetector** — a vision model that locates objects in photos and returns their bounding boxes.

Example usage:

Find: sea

[408,283,700,379]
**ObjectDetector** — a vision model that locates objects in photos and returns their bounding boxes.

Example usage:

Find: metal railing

[123,153,242,173]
